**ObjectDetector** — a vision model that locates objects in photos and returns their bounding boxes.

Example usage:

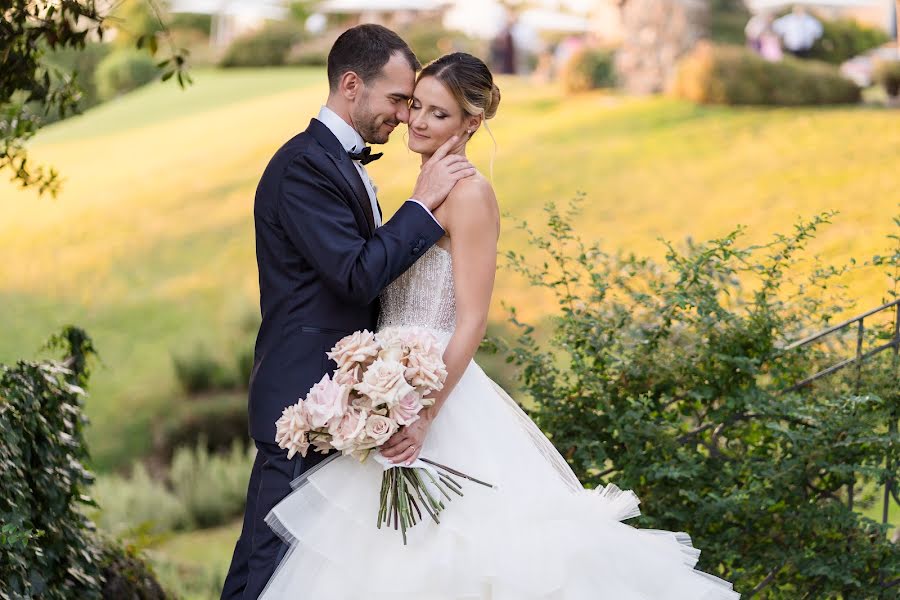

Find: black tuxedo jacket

[248,118,444,441]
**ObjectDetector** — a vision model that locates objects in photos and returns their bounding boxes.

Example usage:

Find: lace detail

[378,245,456,335]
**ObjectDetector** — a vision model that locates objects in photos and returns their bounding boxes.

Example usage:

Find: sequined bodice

[378,245,456,335]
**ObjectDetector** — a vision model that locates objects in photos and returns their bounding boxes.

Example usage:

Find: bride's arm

[380,177,499,465]
[425,180,499,421]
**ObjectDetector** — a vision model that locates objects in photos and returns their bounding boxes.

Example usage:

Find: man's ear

[339,71,362,101]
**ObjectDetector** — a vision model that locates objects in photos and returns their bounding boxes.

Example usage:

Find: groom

[220,24,474,599]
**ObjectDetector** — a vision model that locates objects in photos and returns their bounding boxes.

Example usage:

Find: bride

[260,52,740,600]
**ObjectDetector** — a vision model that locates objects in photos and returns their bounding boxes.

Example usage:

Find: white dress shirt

[315,106,441,229]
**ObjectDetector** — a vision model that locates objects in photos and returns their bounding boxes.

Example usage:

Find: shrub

[42,42,113,112]
[219,22,305,68]
[671,42,860,105]
[95,50,158,101]
[808,17,891,65]
[153,391,249,463]
[561,48,616,93]
[172,344,237,394]
[170,439,255,529]
[500,200,900,596]
[90,463,191,535]
[97,535,167,600]
[0,327,163,598]
[874,59,900,98]
[399,21,486,66]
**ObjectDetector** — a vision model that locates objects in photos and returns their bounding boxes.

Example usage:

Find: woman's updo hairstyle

[418,52,501,125]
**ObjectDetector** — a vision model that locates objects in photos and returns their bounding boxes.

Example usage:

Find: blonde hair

[418,53,500,176]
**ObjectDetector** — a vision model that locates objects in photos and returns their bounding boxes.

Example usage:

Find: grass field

[1,67,898,471]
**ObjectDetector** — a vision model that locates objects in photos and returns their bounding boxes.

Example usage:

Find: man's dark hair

[327,24,420,92]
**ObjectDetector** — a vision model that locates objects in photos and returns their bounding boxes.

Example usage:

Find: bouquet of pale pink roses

[275,326,493,543]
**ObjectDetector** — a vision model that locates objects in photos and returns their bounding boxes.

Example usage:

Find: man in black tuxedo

[221,25,474,599]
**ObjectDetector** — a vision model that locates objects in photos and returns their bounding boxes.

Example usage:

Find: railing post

[887,302,900,526]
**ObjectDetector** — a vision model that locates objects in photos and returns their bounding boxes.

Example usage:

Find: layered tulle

[261,353,740,600]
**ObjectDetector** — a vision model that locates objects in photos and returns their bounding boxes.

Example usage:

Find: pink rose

[365,414,399,446]
[305,374,350,429]
[389,390,424,426]
[274,402,311,459]
[334,365,363,387]
[354,359,415,409]
[405,352,447,394]
[328,406,368,451]
[327,330,379,373]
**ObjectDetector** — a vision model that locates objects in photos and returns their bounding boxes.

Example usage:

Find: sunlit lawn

[1,67,898,471]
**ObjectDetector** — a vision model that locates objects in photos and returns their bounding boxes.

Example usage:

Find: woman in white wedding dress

[261,53,740,600]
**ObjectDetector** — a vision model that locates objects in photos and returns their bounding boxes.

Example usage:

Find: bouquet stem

[376,458,494,544]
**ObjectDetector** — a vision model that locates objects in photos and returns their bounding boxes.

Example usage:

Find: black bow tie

[348,146,383,165]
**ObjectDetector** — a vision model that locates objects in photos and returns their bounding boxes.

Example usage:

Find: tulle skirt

[260,356,740,600]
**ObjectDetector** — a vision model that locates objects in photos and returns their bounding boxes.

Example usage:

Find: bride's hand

[380,413,433,466]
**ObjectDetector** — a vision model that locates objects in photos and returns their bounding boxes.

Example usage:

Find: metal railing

[781,298,900,525]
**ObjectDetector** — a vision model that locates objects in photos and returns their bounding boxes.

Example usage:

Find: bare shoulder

[445,172,499,222]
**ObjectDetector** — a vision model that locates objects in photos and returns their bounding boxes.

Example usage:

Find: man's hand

[411,135,476,212]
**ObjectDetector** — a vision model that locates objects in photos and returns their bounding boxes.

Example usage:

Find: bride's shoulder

[446,172,497,215]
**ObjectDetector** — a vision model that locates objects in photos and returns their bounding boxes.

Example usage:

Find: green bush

[874,59,900,98]
[0,327,164,598]
[172,344,238,394]
[153,391,250,462]
[170,440,255,529]
[219,22,305,68]
[95,50,158,101]
[169,12,213,35]
[42,42,113,113]
[90,464,191,536]
[561,48,616,93]
[97,535,167,600]
[399,21,486,66]
[808,17,890,65]
[92,440,253,535]
[500,200,900,596]
[671,42,860,105]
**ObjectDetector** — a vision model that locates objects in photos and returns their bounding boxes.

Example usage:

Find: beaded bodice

[378,245,456,335]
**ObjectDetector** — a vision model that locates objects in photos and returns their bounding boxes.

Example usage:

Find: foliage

[97,535,167,600]
[398,21,486,66]
[500,199,900,597]
[108,0,165,49]
[153,391,250,466]
[561,49,616,93]
[41,42,114,114]
[169,13,213,35]
[0,328,96,597]
[92,440,253,536]
[808,18,891,65]
[95,50,159,101]
[874,60,900,98]
[671,42,861,105]
[90,463,191,536]
[171,344,239,395]
[0,0,190,196]
[219,22,306,68]
[169,440,255,529]
[710,0,751,45]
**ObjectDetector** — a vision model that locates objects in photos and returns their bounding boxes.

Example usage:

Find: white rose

[354,359,416,409]
[365,414,399,447]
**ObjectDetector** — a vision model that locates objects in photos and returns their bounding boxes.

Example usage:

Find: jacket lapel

[307,119,376,236]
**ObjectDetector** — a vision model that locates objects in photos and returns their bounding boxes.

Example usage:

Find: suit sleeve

[277,153,445,306]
